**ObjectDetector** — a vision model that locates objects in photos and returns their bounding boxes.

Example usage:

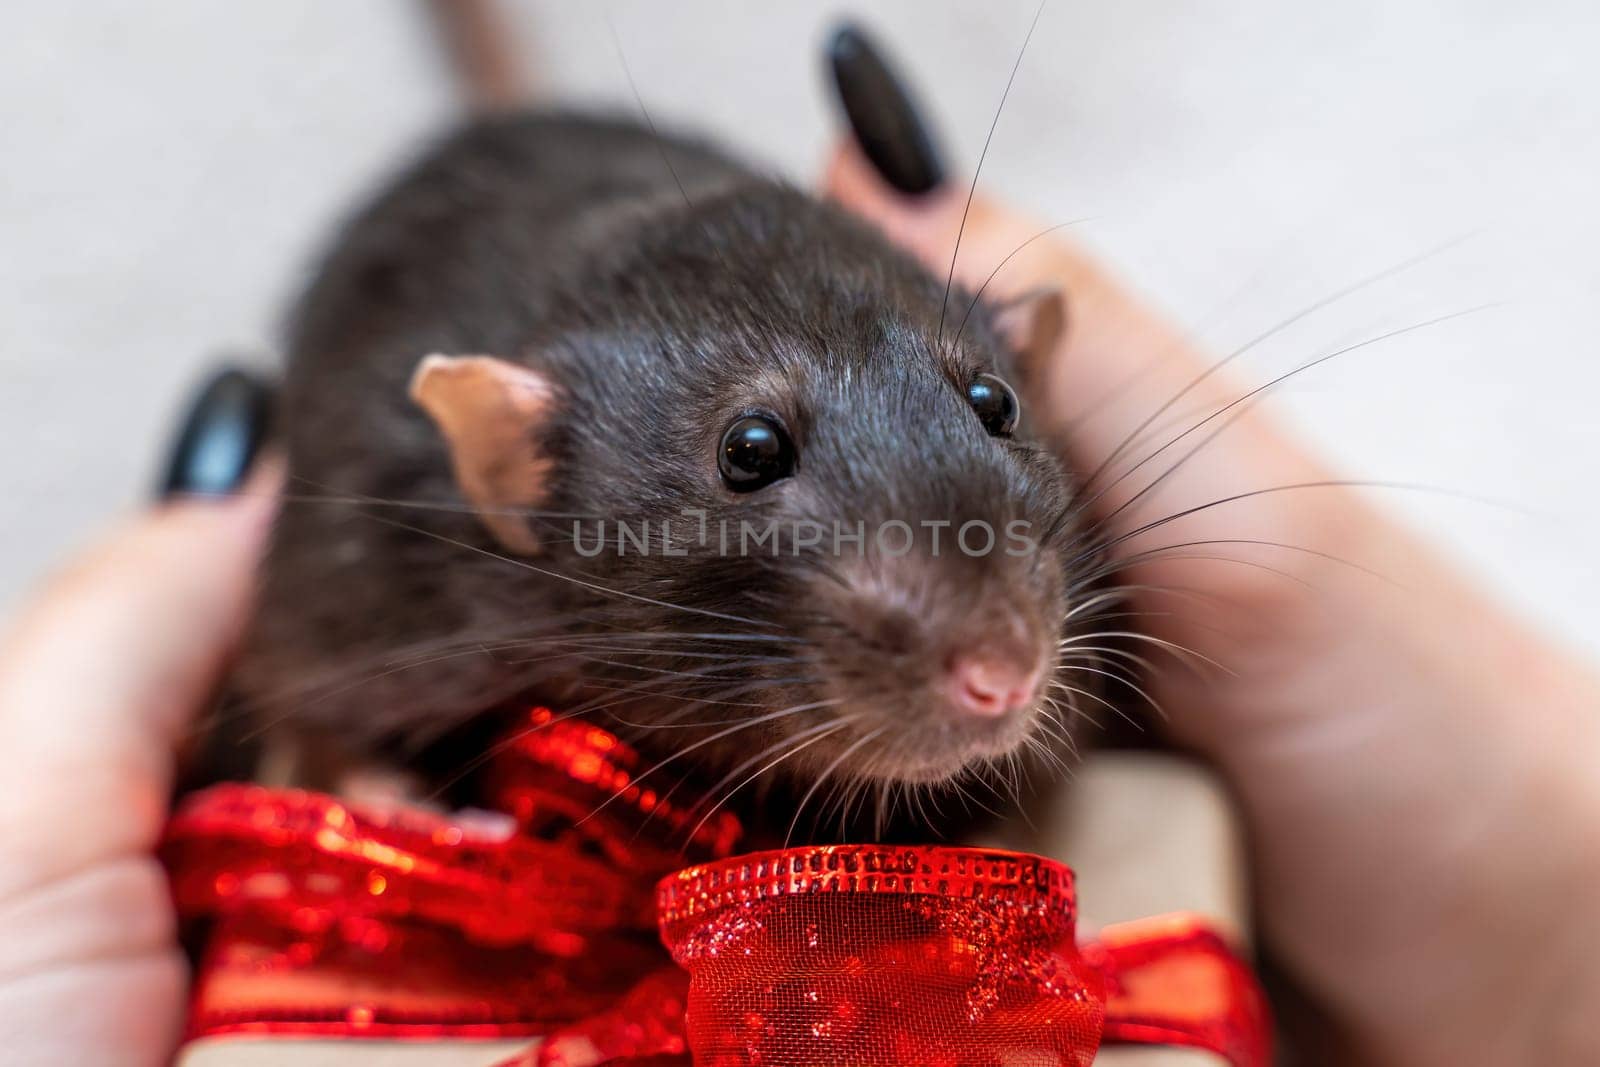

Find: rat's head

[411,186,1090,793]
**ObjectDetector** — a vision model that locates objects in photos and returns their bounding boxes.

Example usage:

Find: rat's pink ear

[409,354,557,555]
[990,286,1066,384]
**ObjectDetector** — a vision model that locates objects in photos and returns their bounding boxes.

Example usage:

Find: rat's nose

[946,650,1045,719]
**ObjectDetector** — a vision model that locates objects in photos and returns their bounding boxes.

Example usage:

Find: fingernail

[827,20,947,195]
[157,366,276,499]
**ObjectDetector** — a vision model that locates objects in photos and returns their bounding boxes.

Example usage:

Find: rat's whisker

[1044,684,1109,732]
[1067,629,1229,677]
[572,672,812,716]
[1095,552,1317,592]
[1028,706,1078,765]
[785,724,887,847]
[499,652,791,690]
[951,218,1092,346]
[622,693,846,838]
[1069,306,1498,551]
[575,698,845,827]
[937,0,1049,341]
[683,716,860,847]
[279,489,606,524]
[1072,480,1496,587]
[533,643,795,662]
[1054,665,1159,720]
[603,682,833,732]
[1080,538,1393,592]
[1058,644,1160,675]
[1057,655,1141,692]
[1062,588,1128,622]
[423,703,610,802]
[945,773,1005,822]
[359,511,782,630]
[1082,234,1478,493]
[192,632,503,735]
[567,655,791,681]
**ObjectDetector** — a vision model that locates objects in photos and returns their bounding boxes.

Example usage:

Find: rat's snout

[946,646,1046,719]
[795,547,1064,783]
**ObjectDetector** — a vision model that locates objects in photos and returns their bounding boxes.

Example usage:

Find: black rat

[233,18,1110,838]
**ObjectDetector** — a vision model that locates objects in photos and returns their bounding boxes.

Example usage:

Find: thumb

[0,463,279,897]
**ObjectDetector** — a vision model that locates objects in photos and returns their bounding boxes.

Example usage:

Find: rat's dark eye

[966,373,1019,437]
[718,414,795,491]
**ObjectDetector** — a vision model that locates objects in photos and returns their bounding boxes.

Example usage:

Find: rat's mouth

[790,695,1047,787]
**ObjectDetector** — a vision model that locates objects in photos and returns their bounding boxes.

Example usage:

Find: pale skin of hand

[0,471,278,1067]
[824,144,1600,1064]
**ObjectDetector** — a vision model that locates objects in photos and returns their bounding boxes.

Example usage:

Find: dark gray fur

[238,113,1094,815]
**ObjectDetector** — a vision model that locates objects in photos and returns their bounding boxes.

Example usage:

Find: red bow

[163,708,1270,1065]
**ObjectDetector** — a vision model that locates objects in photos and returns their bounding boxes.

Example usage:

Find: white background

[4,1,1597,659]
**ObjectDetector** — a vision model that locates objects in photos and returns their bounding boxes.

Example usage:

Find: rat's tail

[422,0,530,112]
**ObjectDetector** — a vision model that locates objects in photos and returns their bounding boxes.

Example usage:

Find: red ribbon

[163,707,1270,1065]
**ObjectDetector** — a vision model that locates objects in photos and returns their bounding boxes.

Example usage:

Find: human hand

[0,369,276,1067]
[825,22,1600,1065]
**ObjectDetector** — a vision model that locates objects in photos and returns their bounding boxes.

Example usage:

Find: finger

[0,468,279,889]
[0,366,279,897]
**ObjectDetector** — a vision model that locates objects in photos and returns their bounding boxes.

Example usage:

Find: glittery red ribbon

[163,708,1270,1065]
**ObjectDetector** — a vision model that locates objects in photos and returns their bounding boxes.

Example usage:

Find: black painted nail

[827,20,947,196]
[157,366,275,499]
